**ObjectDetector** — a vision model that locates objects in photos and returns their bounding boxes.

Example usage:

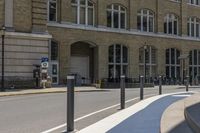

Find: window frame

[164,14,179,35]
[187,17,200,38]
[48,0,57,22]
[165,48,181,78]
[139,46,157,77]
[108,44,128,79]
[107,4,127,29]
[137,9,154,32]
[71,0,95,26]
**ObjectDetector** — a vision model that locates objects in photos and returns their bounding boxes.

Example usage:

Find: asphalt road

[0,86,199,133]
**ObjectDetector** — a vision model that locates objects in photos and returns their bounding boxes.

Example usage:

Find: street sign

[41,62,49,68]
[41,57,49,63]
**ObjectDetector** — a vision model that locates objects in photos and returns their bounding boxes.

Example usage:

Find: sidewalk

[78,92,194,133]
[0,87,106,97]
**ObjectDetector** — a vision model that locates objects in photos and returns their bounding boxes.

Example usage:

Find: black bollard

[140,76,144,100]
[120,75,125,109]
[67,75,75,132]
[159,76,162,95]
[186,76,189,92]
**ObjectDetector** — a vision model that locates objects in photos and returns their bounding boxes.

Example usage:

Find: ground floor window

[166,48,180,79]
[189,50,200,81]
[108,44,128,80]
[139,46,157,79]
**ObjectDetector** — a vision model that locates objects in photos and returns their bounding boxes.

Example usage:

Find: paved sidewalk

[79,92,194,133]
[0,87,106,97]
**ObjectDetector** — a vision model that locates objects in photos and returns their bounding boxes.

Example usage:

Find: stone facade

[0,0,51,88]
[1,0,200,87]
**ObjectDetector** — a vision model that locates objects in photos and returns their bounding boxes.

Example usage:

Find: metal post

[144,49,147,83]
[1,33,5,92]
[120,75,125,109]
[140,76,144,100]
[186,76,189,92]
[159,76,162,95]
[67,75,75,132]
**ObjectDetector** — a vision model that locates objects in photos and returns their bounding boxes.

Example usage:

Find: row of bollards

[66,75,190,132]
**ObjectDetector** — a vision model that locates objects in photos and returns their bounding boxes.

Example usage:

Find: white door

[70,56,90,82]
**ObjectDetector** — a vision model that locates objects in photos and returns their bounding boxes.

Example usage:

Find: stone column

[181,0,188,36]
[59,43,71,84]
[129,45,139,78]
[157,48,166,76]
[98,45,108,80]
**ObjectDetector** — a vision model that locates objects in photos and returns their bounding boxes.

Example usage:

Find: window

[166,48,180,79]
[139,46,157,78]
[189,50,200,81]
[71,0,94,26]
[164,14,178,35]
[48,0,57,22]
[107,4,126,29]
[187,17,200,37]
[188,0,200,5]
[108,44,128,80]
[51,41,58,61]
[137,9,154,32]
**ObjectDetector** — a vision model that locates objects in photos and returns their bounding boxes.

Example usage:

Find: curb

[0,89,108,97]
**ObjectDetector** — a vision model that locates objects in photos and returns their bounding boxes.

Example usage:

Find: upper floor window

[187,17,200,37]
[164,14,178,35]
[48,0,57,22]
[137,9,154,32]
[107,4,126,29]
[188,0,200,5]
[71,0,94,26]
[51,41,58,61]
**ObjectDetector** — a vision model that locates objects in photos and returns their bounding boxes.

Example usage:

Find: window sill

[187,3,200,8]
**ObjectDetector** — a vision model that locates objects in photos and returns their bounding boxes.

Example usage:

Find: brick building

[1,0,200,87]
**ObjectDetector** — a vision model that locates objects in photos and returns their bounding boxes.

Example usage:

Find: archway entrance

[70,41,97,85]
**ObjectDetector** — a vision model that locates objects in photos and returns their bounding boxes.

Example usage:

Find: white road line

[41,94,155,133]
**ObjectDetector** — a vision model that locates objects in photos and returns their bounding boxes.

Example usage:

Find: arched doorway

[70,41,97,85]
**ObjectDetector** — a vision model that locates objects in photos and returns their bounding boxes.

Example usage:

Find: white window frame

[139,46,157,77]
[108,44,128,78]
[164,14,179,35]
[48,0,57,22]
[166,48,180,78]
[71,0,95,26]
[188,17,200,38]
[107,4,127,29]
[137,9,154,32]
[189,50,200,80]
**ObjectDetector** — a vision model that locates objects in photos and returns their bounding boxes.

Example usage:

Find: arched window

[71,0,94,26]
[108,44,128,80]
[189,50,200,80]
[48,0,57,22]
[187,17,200,37]
[107,4,126,29]
[137,9,154,32]
[164,14,178,35]
[166,48,180,79]
[139,46,157,78]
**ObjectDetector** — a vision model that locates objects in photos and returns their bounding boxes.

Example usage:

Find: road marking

[41,94,155,133]
[172,94,192,97]
[78,92,193,133]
